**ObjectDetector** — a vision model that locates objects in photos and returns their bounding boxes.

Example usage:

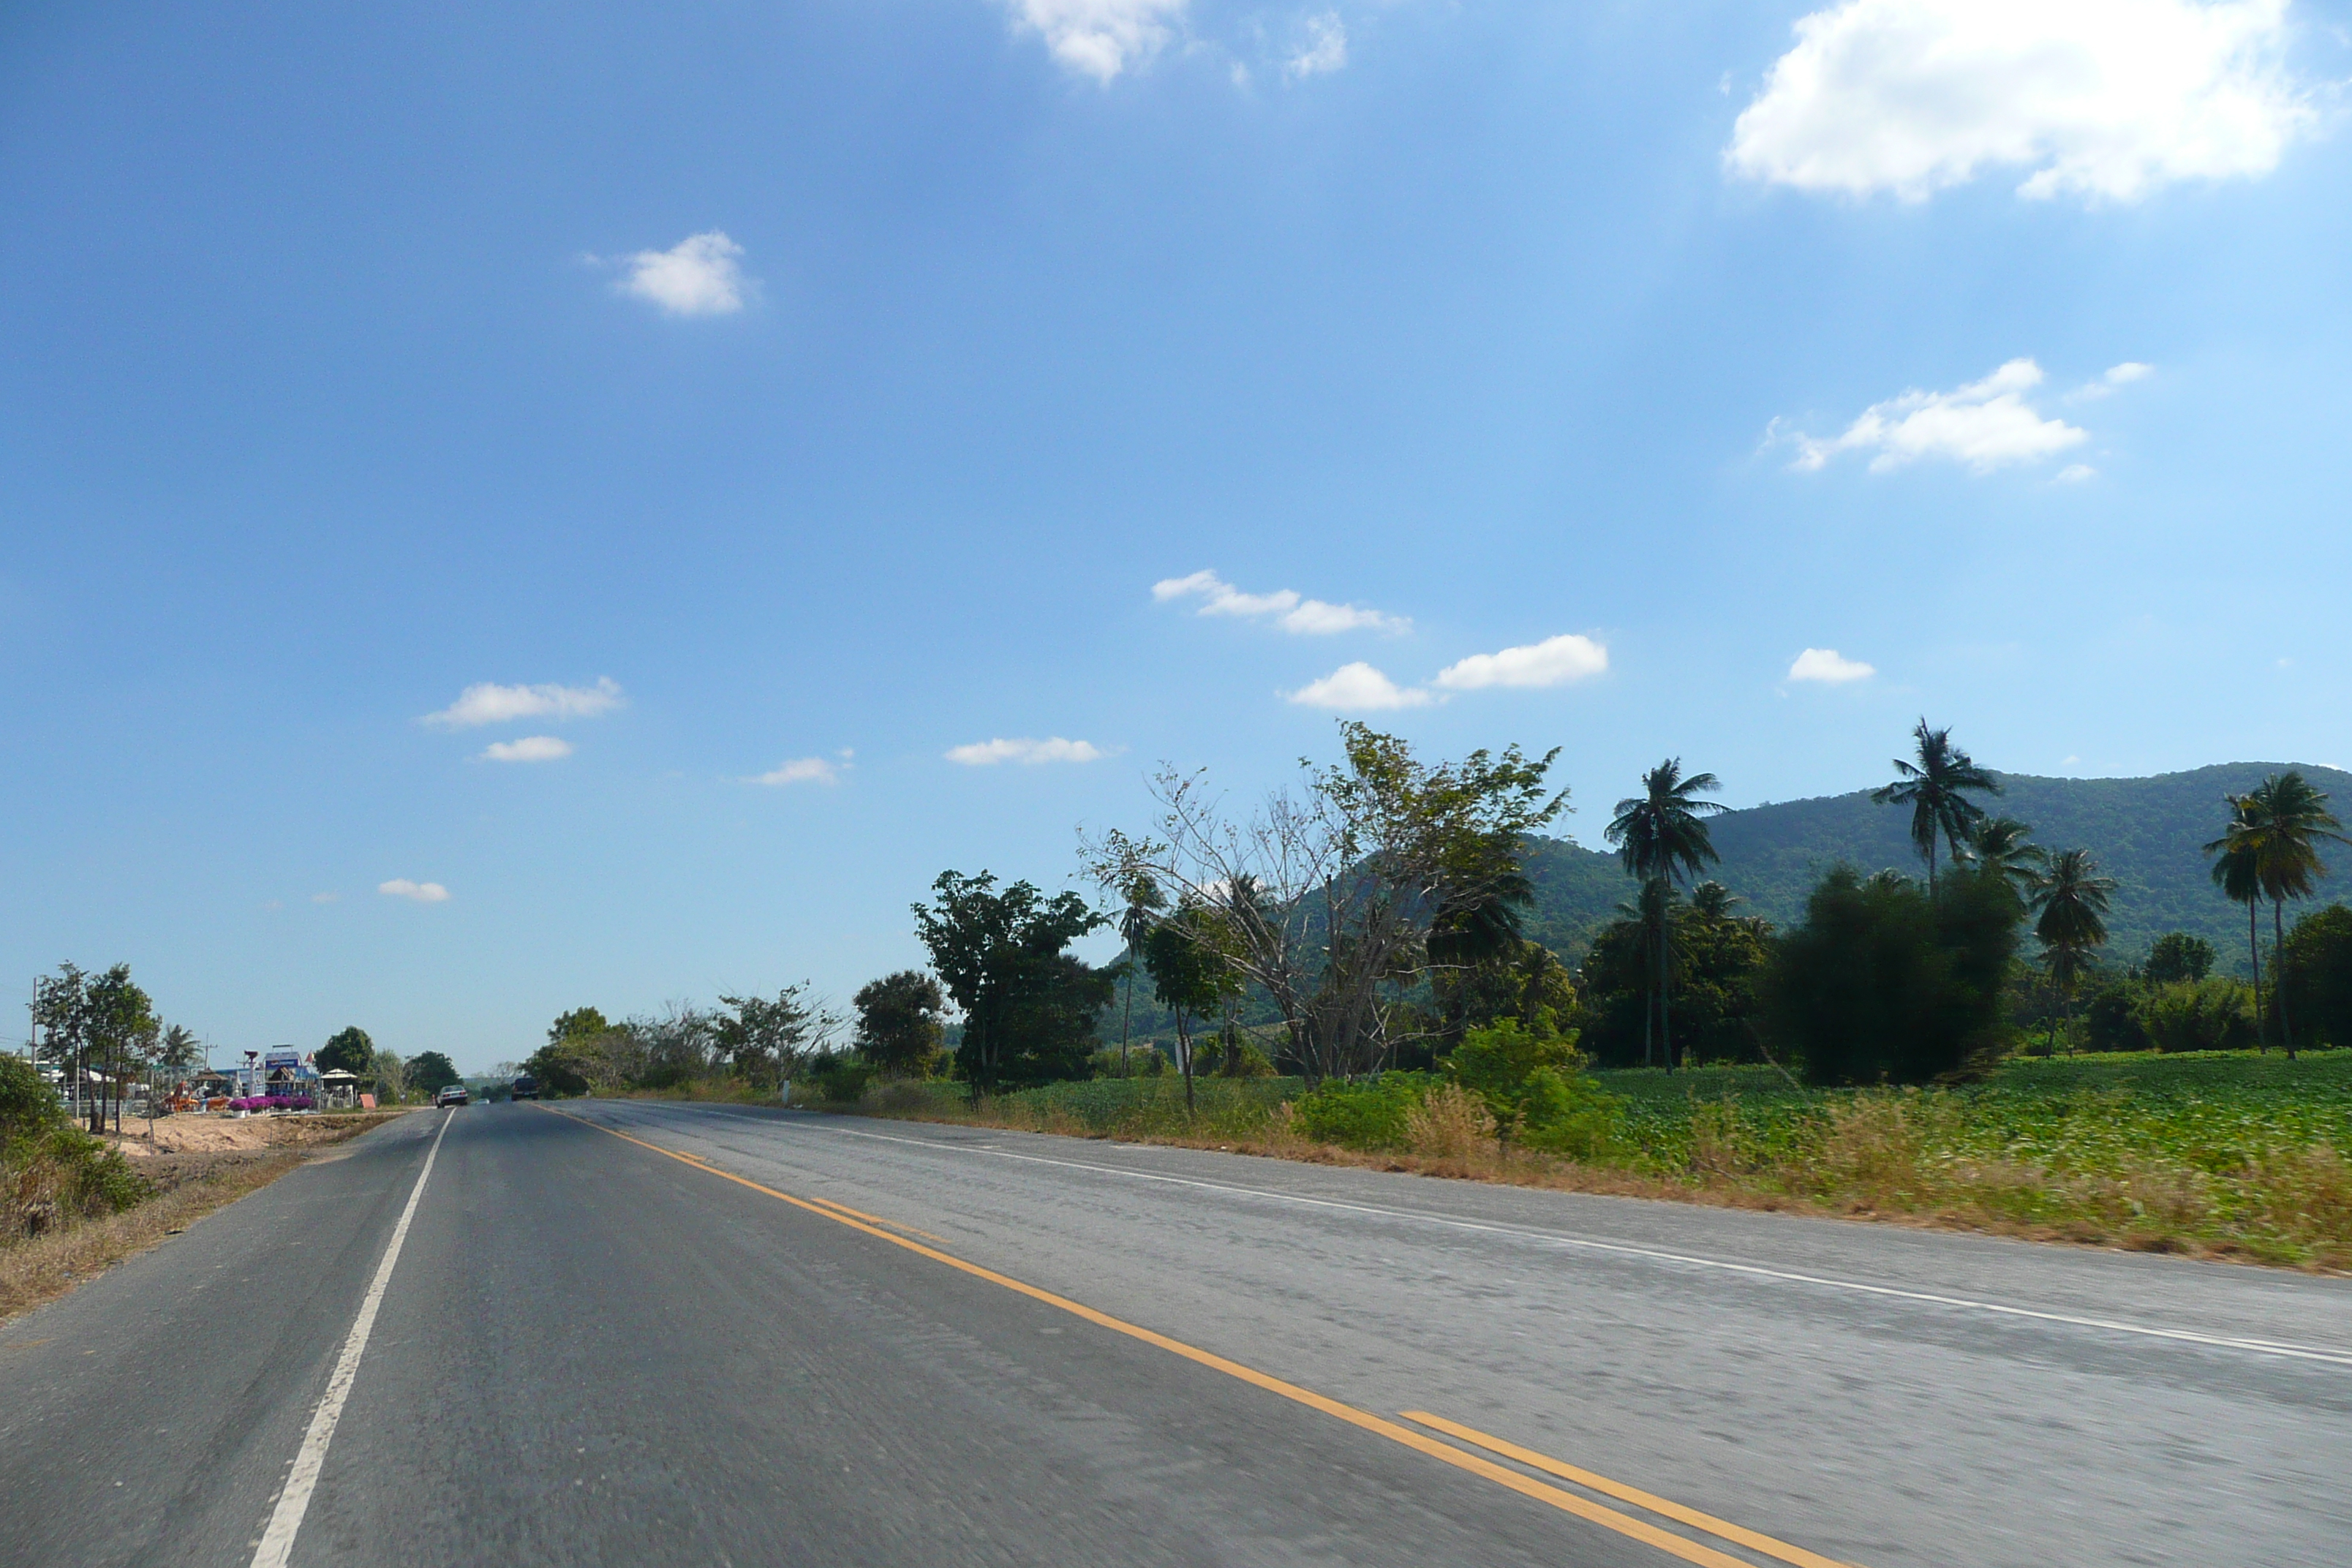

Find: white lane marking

[593,1101,2352,1370]
[251,1110,454,1568]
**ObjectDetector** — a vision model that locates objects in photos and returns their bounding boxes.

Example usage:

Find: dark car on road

[510,1073,539,1101]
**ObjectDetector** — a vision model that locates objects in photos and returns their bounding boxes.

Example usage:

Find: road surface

[3,1099,2348,1567]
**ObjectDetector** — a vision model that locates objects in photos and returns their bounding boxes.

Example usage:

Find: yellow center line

[1401,1412,1859,1568]
[539,1104,1790,1568]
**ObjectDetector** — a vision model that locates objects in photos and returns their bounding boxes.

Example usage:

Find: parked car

[510,1073,540,1101]
[434,1083,470,1107]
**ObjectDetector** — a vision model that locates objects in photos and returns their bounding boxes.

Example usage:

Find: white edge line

[594,1102,2352,1370]
[250,1110,454,1568]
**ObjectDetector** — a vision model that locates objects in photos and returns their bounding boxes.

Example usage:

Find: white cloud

[2070,361,2156,400]
[2056,463,2100,482]
[379,879,450,904]
[1152,570,1409,634]
[946,736,1108,766]
[1285,662,1432,711]
[1433,633,1609,691]
[1780,359,2088,473]
[1727,0,2312,203]
[1006,0,1187,83]
[479,735,573,763]
[311,892,339,904]
[619,231,750,316]
[1788,647,1876,682]
[753,757,840,786]
[1286,12,1348,80]
[423,677,624,729]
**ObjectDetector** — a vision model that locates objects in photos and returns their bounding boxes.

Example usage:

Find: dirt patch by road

[3,1110,414,1324]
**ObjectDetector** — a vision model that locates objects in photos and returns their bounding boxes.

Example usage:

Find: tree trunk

[1659,911,1675,1073]
[1120,968,1134,1077]
[2249,900,2266,1053]
[1178,1011,1195,1117]
[2275,899,2296,1060]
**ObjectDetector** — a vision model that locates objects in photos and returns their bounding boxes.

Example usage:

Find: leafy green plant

[2138,979,2257,1054]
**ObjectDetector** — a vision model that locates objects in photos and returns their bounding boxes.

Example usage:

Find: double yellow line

[546,1105,1858,1568]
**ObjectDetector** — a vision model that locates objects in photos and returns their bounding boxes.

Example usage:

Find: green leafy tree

[2029,848,2116,1054]
[1761,865,2019,1085]
[82,965,157,1135]
[1142,902,1245,1114]
[2276,903,2352,1052]
[2243,772,2348,1058]
[2142,932,2215,985]
[1446,1016,1621,1158]
[2082,985,2149,1052]
[548,1008,611,1047]
[408,1051,461,1096]
[1872,720,2001,892]
[30,964,90,1117]
[853,971,949,1077]
[318,1027,375,1076]
[157,1024,203,1073]
[1113,874,1167,1077]
[913,871,1109,1095]
[1604,758,1726,1071]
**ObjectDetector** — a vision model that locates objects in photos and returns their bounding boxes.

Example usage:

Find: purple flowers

[227,1095,314,1112]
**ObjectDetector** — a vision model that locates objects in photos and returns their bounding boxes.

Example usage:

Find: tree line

[516,720,2352,1106]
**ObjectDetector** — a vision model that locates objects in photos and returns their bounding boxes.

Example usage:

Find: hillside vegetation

[1521,763,2352,968]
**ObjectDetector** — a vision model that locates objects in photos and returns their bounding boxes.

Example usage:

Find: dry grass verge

[1,1111,409,1325]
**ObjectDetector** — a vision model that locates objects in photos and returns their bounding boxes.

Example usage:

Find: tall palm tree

[1962,815,2046,902]
[2239,772,2348,1059]
[1605,758,1726,1071]
[1872,720,2001,892]
[1115,873,1166,1077]
[2205,795,2269,1052]
[2029,848,2115,1055]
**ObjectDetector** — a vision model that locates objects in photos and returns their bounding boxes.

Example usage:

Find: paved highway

[3,1100,2348,1567]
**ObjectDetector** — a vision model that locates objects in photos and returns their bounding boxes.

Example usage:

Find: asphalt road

[4,1101,2348,1567]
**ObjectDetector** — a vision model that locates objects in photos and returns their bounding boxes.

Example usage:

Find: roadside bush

[1761,866,2018,1085]
[1446,1017,1624,1158]
[2139,979,2257,1054]
[1292,1072,1439,1150]
[802,1056,876,1104]
[3,1059,148,1242]
[2277,904,2352,1049]
[2083,985,2150,1054]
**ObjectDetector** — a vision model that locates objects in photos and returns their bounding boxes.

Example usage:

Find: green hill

[1525,763,2352,973]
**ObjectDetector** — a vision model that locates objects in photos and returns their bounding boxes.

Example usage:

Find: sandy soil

[98,1109,411,1159]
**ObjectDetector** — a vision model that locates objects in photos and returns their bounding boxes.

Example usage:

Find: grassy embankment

[820,1052,2352,1270]
[1,1109,407,1323]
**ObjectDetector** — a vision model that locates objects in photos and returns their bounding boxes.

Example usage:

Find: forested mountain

[1523,764,2352,971]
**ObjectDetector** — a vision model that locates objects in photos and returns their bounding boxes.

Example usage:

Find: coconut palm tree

[1872,720,2001,892]
[1605,759,1726,1071]
[2239,772,2348,1058]
[1962,815,2046,902]
[2205,795,2269,1051]
[2029,848,2115,1055]
[1115,872,1166,1077]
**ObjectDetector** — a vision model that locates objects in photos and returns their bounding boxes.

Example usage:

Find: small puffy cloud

[619,231,750,316]
[423,677,623,729]
[2056,463,2099,483]
[311,892,340,904]
[1780,359,2087,473]
[1433,633,1609,691]
[1788,647,1875,683]
[754,757,840,786]
[379,879,450,904]
[2070,361,2156,401]
[946,736,1107,766]
[479,736,573,763]
[1006,0,1188,83]
[1286,12,1348,80]
[1727,0,2312,204]
[1152,570,1408,635]
[1286,662,1432,711]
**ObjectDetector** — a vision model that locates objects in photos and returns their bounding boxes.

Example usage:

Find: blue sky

[4,0,2349,1068]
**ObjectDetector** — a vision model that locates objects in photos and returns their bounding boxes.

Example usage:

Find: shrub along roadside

[828,1049,2352,1271]
[3,1055,147,1244]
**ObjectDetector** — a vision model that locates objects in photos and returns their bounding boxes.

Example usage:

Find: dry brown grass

[1,1111,409,1324]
